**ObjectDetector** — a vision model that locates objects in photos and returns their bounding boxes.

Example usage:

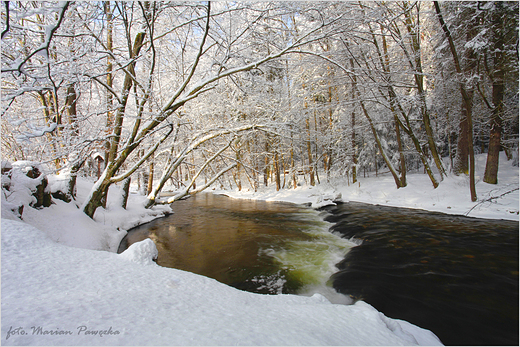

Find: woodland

[1,1,518,219]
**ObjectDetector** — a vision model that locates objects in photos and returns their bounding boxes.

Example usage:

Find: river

[118,193,355,301]
[321,201,518,346]
[118,193,518,346]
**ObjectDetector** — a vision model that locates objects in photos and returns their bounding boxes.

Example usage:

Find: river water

[118,193,355,301]
[321,202,519,346]
[119,193,518,346]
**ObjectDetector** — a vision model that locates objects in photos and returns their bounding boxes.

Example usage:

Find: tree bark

[121,177,131,209]
[483,72,504,184]
[306,117,315,186]
[351,105,357,184]
[484,3,507,185]
[434,1,477,200]
[274,151,281,191]
[104,1,114,160]
[147,161,154,195]
[350,59,357,184]
[65,84,79,137]
[264,138,270,186]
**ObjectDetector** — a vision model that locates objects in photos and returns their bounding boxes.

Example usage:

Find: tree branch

[1,1,9,39]
[14,2,70,74]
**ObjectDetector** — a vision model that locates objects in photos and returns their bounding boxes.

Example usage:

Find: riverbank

[3,216,445,346]
[1,152,516,345]
[219,152,519,221]
[2,164,444,345]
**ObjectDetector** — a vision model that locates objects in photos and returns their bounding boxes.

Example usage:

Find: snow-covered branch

[156,163,237,205]
[1,2,70,74]
[110,124,174,183]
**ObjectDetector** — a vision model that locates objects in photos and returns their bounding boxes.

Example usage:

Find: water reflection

[119,193,354,298]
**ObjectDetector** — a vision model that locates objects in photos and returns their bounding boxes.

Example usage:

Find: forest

[2,1,519,219]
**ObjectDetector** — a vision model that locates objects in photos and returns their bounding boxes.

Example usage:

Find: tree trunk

[274,152,281,191]
[452,3,479,177]
[104,1,114,160]
[359,97,403,188]
[350,61,357,184]
[290,143,297,189]
[484,4,507,185]
[453,112,469,175]
[434,1,477,200]
[121,177,131,209]
[82,24,147,217]
[306,118,315,186]
[147,161,154,195]
[366,22,436,188]
[404,3,446,179]
[483,75,504,184]
[264,139,269,186]
[65,84,79,137]
[351,107,357,184]
[394,114,407,187]
[380,27,407,187]
[83,173,111,218]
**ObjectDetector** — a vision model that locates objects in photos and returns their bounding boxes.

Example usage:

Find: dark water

[119,194,519,346]
[321,202,519,346]
[118,193,354,298]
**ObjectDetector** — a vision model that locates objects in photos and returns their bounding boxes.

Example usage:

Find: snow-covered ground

[220,152,519,221]
[2,152,517,345]
[2,218,441,346]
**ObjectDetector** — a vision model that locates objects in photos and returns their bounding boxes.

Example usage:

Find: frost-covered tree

[3,1,347,218]
[2,0,518,214]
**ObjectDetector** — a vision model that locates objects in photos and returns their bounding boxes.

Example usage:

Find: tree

[434,1,477,201]
[3,1,517,211]
[482,2,519,184]
[2,1,92,188]
[78,2,345,218]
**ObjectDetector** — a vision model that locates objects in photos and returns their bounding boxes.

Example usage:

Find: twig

[465,188,519,216]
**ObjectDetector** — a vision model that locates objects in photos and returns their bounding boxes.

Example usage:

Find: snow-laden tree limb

[145,124,265,208]
[1,1,10,39]
[110,124,174,183]
[151,136,235,206]
[465,187,519,216]
[1,2,70,74]
[154,163,238,205]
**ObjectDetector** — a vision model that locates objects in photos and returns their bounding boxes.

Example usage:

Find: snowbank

[2,172,171,252]
[1,218,442,345]
[219,152,519,221]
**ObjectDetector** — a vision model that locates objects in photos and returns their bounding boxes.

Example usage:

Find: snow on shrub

[1,161,57,219]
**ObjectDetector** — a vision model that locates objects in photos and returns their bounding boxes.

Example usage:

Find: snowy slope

[2,219,442,346]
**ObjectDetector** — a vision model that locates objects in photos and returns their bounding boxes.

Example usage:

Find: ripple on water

[119,193,354,302]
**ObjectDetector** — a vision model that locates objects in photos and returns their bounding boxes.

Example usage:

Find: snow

[15,122,57,142]
[1,219,441,346]
[3,161,44,208]
[219,153,519,221]
[118,238,158,265]
[2,151,517,345]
